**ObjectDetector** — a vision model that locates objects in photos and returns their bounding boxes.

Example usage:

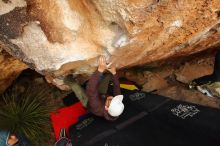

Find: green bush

[0,86,55,146]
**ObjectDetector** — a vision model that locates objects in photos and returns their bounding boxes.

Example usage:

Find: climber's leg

[64,75,88,107]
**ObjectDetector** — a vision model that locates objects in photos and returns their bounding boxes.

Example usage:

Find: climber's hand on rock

[107,62,116,75]
[98,56,107,73]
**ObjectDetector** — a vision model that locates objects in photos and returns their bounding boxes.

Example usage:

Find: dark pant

[67,74,111,108]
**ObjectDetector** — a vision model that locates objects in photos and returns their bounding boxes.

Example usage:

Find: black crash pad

[69,89,220,146]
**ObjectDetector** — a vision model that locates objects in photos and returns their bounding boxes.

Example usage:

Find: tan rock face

[155,85,220,109]
[0,0,220,89]
[0,51,28,94]
[126,50,215,92]
[175,56,214,83]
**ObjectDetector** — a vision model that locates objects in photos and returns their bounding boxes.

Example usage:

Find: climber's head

[105,95,124,117]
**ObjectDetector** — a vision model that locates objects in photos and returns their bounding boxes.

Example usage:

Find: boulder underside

[0,0,220,90]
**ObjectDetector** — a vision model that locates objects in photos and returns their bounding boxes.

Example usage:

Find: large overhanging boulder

[0,0,220,89]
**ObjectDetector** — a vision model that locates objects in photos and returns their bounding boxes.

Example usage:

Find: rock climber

[64,56,124,121]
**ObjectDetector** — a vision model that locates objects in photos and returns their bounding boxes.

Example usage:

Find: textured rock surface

[126,50,215,92]
[0,0,220,89]
[0,50,28,94]
[175,56,214,83]
[155,85,220,109]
